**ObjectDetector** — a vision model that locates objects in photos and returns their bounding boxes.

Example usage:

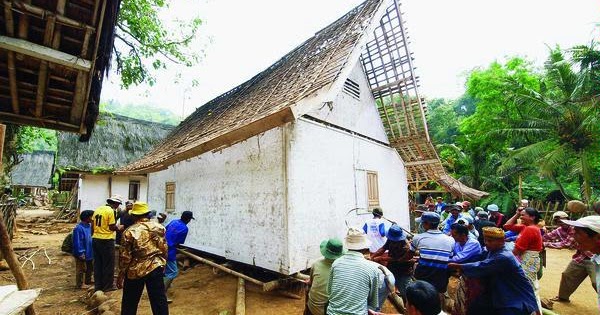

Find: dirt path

[1,221,597,315]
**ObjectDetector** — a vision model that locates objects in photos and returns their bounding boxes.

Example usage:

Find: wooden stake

[518,175,523,201]
[235,278,245,315]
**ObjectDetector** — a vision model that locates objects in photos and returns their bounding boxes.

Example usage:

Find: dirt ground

[1,213,598,315]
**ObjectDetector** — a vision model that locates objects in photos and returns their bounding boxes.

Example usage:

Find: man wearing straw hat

[327,227,380,315]
[117,202,168,315]
[448,227,539,315]
[305,238,345,315]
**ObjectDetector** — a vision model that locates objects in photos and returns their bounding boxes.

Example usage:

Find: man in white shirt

[363,208,387,253]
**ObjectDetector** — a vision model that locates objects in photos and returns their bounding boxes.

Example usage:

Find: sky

[100,0,600,118]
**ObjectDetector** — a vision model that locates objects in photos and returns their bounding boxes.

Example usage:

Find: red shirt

[505,224,543,252]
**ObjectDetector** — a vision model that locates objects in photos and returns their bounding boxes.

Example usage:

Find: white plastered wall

[147,127,289,273]
[79,174,148,211]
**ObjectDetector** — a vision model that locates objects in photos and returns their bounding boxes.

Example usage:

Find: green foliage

[115,0,202,88]
[15,127,57,153]
[100,100,181,125]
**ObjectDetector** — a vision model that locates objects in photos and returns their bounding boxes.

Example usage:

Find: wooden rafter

[3,2,19,114]
[0,36,92,71]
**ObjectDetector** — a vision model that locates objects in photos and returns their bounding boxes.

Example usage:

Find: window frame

[366,171,380,208]
[165,182,176,212]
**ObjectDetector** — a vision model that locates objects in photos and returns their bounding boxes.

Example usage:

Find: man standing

[363,208,387,253]
[435,197,446,214]
[545,211,596,303]
[92,195,123,291]
[410,212,455,294]
[474,211,496,246]
[73,210,94,289]
[487,204,506,228]
[116,201,134,244]
[327,227,380,315]
[560,216,600,310]
[441,205,461,235]
[368,280,446,315]
[164,211,195,302]
[448,227,539,315]
[118,202,169,315]
[450,224,481,264]
[305,238,345,315]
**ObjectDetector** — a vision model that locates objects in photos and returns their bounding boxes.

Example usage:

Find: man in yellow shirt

[92,194,124,291]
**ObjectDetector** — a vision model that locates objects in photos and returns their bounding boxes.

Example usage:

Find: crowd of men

[305,201,600,315]
[70,194,194,315]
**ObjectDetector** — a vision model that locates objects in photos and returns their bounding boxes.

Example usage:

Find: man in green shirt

[305,238,345,315]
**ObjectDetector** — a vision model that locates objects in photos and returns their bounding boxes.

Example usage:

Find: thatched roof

[119,0,388,174]
[0,0,120,141]
[57,113,173,173]
[10,150,54,188]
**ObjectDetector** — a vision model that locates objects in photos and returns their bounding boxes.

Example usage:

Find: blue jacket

[165,219,189,261]
[72,222,93,261]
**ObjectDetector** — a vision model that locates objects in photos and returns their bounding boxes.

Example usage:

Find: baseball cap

[421,212,441,224]
[562,216,600,234]
[181,211,195,221]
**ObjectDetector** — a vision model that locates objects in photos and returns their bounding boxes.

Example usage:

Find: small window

[128,181,140,201]
[367,171,379,207]
[343,78,360,99]
[165,182,175,212]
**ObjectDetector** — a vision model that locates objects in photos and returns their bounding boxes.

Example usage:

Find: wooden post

[0,123,35,315]
[518,175,523,201]
[235,278,245,315]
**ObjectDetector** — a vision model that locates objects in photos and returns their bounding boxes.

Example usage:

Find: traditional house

[56,113,173,211]
[10,150,54,197]
[120,0,486,275]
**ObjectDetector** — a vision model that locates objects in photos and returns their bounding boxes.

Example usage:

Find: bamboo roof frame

[0,0,120,140]
[119,0,488,200]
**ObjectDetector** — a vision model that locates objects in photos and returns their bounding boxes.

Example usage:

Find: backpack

[61,232,73,254]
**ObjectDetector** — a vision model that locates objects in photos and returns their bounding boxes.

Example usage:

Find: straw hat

[344,227,371,250]
[107,194,124,205]
[482,227,505,239]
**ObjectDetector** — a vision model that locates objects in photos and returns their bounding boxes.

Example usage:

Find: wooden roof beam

[404,159,439,166]
[0,35,91,71]
[6,0,97,32]
[4,3,19,114]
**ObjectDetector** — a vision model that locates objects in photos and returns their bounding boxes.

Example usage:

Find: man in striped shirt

[410,212,455,293]
[327,227,380,315]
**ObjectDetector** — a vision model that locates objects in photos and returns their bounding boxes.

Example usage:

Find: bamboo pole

[518,175,523,201]
[178,249,265,287]
[235,278,245,315]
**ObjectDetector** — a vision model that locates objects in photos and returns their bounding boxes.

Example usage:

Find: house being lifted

[57,113,173,211]
[120,0,487,275]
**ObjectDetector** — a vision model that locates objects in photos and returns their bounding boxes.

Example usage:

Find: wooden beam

[404,159,439,166]
[0,111,79,130]
[6,0,96,32]
[4,3,19,114]
[70,72,87,123]
[235,278,245,315]
[0,36,92,71]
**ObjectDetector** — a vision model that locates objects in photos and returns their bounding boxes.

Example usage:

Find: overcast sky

[100,0,600,118]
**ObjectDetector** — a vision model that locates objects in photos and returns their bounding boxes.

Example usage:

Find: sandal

[549,296,570,303]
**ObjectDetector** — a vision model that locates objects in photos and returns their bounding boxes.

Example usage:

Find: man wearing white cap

[327,227,380,315]
[560,215,600,309]
[547,211,596,303]
[487,204,506,228]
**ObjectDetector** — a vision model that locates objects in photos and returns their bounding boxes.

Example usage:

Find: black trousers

[121,267,169,315]
[92,238,115,291]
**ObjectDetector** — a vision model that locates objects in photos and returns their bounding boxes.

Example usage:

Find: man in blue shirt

[164,210,194,302]
[449,224,481,263]
[73,210,94,289]
[441,205,461,235]
[448,227,539,315]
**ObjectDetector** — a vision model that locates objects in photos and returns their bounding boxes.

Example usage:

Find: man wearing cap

[327,227,380,315]
[448,227,539,315]
[546,210,596,303]
[163,210,195,302]
[435,197,446,214]
[441,205,461,235]
[371,225,414,300]
[305,238,345,315]
[118,202,169,315]
[92,194,124,292]
[487,204,506,228]
[410,212,455,295]
[363,208,388,253]
[560,215,600,309]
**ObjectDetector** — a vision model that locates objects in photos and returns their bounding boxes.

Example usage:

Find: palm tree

[498,46,600,203]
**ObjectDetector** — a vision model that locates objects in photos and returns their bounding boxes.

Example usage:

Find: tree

[114,0,202,88]
[498,46,600,203]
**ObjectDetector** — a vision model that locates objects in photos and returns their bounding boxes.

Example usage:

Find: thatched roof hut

[0,0,121,140]
[56,113,174,173]
[10,150,54,188]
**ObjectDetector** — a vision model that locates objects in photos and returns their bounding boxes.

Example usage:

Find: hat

[107,194,124,205]
[344,227,371,250]
[561,216,600,234]
[552,211,569,219]
[387,225,407,241]
[487,204,499,212]
[130,202,150,215]
[520,199,529,206]
[372,208,383,217]
[421,212,441,224]
[567,200,587,214]
[436,196,443,200]
[320,238,345,260]
[456,218,467,225]
[482,227,505,239]
[477,210,489,218]
[462,201,471,208]
[181,210,195,221]
[459,216,473,224]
